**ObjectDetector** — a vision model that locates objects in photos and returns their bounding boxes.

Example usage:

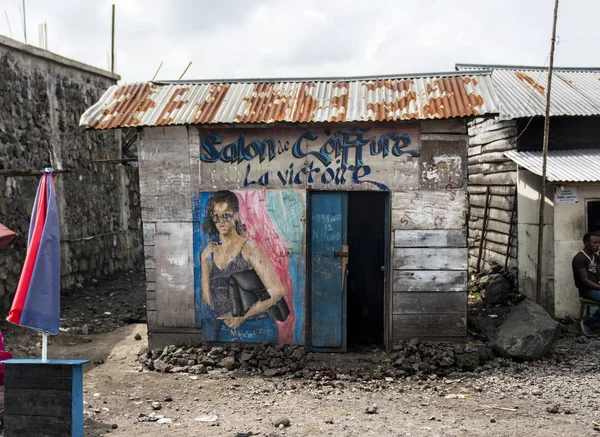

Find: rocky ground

[0,270,146,358]
[0,270,599,436]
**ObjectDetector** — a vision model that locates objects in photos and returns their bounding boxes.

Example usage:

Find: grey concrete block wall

[0,36,142,313]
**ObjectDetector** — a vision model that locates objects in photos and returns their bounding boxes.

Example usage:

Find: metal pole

[22,0,26,43]
[535,0,559,304]
[42,333,48,362]
[4,10,13,38]
[111,4,115,73]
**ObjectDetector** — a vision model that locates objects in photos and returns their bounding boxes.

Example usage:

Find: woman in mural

[201,190,286,343]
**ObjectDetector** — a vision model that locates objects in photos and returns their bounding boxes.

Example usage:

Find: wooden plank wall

[390,118,468,343]
[392,230,467,341]
[4,364,76,436]
[143,222,157,330]
[138,120,472,347]
[138,127,201,348]
[467,116,519,272]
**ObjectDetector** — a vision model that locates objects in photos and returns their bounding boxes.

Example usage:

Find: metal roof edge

[456,62,600,72]
[81,115,491,131]
[506,148,600,155]
[504,149,600,182]
[154,70,494,85]
[80,74,500,129]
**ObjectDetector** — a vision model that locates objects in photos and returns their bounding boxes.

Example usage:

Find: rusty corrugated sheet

[80,73,498,129]
[456,64,600,117]
[505,149,600,182]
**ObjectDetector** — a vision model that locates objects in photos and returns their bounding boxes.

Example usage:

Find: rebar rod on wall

[0,169,70,177]
[477,186,491,272]
[89,157,138,163]
[505,201,517,270]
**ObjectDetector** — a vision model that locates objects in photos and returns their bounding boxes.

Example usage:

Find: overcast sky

[1,0,599,83]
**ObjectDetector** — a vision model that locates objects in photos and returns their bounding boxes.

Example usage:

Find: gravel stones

[138,339,496,381]
[273,417,290,428]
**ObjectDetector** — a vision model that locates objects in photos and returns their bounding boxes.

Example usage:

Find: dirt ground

[1,271,600,436]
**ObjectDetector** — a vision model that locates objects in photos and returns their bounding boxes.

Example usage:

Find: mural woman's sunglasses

[211,213,235,223]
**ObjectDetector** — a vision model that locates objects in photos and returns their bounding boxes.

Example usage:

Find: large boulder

[483,276,513,305]
[491,299,559,360]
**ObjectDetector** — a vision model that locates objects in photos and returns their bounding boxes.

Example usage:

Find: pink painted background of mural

[235,190,296,343]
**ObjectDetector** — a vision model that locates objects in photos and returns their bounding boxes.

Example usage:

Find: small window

[587,200,600,233]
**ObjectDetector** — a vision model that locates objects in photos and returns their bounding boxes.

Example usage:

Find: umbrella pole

[42,333,48,362]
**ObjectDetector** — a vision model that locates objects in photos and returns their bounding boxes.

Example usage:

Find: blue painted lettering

[202,127,420,191]
[292,132,332,166]
[200,134,222,163]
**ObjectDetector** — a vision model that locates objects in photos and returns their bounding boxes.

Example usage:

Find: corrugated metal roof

[79,72,499,129]
[505,149,600,182]
[456,64,600,117]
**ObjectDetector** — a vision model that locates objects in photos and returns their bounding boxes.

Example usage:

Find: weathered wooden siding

[139,127,200,348]
[467,116,518,273]
[390,118,468,343]
[138,118,470,349]
[392,229,467,342]
[138,126,194,222]
[143,222,157,329]
[392,191,468,230]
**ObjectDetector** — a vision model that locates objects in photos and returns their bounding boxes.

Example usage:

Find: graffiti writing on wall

[199,127,421,191]
[396,187,464,230]
[193,189,305,345]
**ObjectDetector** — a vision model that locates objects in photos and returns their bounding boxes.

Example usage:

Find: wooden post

[178,61,192,80]
[151,61,163,82]
[111,4,115,73]
[3,359,89,437]
[535,0,559,304]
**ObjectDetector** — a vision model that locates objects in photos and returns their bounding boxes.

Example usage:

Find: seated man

[572,232,600,335]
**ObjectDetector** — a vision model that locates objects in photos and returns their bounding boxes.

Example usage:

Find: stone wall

[0,35,143,312]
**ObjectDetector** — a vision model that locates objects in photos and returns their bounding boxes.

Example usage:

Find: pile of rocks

[468,266,523,308]
[139,343,306,377]
[138,339,494,381]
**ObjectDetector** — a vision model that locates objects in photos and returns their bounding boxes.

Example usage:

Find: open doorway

[347,192,387,346]
[587,200,600,233]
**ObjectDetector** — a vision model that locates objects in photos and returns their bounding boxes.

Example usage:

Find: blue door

[310,192,348,351]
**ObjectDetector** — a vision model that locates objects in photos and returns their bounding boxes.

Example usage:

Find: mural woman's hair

[202,190,245,237]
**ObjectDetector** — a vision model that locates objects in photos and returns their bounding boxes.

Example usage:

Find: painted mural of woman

[201,190,285,343]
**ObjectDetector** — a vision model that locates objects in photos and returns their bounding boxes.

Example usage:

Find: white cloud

[0,0,599,83]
